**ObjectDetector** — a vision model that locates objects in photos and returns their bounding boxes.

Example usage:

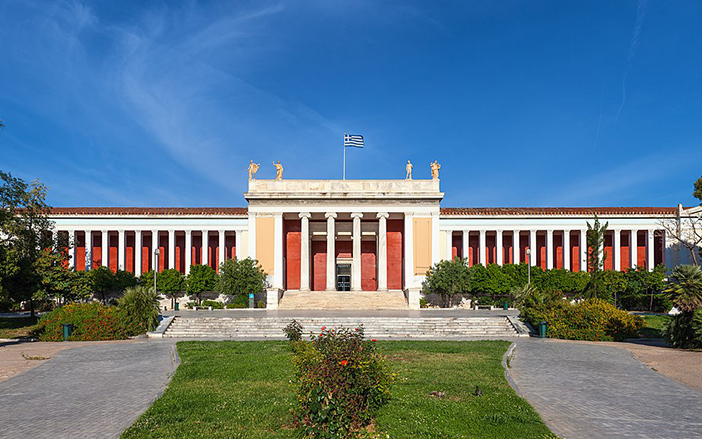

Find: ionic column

[69,230,76,269]
[351,212,363,291]
[580,229,588,271]
[185,230,192,275]
[377,212,389,291]
[613,229,621,271]
[273,214,284,289]
[630,230,638,269]
[299,213,311,291]
[546,229,554,270]
[118,230,126,271]
[445,230,453,261]
[218,229,226,270]
[496,230,504,266]
[529,230,537,266]
[101,230,109,267]
[85,231,93,271]
[513,231,520,264]
[479,230,486,266]
[647,230,655,271]
[135,230,143,276]
[168,230,175,270]
[563,230,571,271]
[325,213,337,291]
[152,231,159,272]
[235,230,242,259]
[462,230,469,262]
[201,231,209,267]
[404,214,414,289]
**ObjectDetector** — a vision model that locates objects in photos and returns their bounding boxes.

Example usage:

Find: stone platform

[277,290,409,310]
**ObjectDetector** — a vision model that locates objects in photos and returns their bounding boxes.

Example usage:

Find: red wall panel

[109,232,117,273]
[336,241,352,259]
[126,233,135,273]
[554,233,563,269]
[486,233,496,265]
[504,234,513,265]
[620,231,630,269]
[452,233,462,260]
[142,233,152,274]
[604,232,613,271]
[387,219,403,290]
[637,231,647,269]
[469,233,479,266]
[536,233,546,269]
[226,234,236,260]
[361,241,377,291]
[76,232,86,271]
[158,233,167,272]
[285,220,301,290]
[311,241,327,291]
[176,233,185,273]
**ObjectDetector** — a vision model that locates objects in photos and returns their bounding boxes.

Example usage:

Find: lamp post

[526,248,531,285]
[153,248,160,293]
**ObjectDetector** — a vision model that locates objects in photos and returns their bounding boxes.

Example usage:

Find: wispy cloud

[614,0,648,124]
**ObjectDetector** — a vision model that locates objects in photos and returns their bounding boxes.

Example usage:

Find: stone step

[277,291,409,310]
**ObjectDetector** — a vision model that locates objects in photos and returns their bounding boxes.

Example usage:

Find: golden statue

[247,160,260,180]
[273,160,284,180]
[430,161,441,180]
[405,160,413,180]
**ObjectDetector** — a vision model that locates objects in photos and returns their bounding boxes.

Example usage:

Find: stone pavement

[508,339,702,439]
[0,340,177,439]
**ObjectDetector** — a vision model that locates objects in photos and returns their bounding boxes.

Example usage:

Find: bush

[522,298,643,341]
[201,299,223,309]
[34,302,132,341]
[291,326,393,438]
[217,257,267,304]
[284,319,303,341]
[116,286,160,334]
[665,309,702,349]
[225,302,246,309]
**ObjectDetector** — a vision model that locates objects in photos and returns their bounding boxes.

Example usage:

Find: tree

[86,266,116,304]
[666,265,702,313]
[216,258,267,303]
[158,269,185,309]
[33,248,90,305]
[694,175,702,203]
[187,264,217,304]
[659,209,702,267]
[585,214,609,299]
[421,258,469,307]
[117,286,160,333]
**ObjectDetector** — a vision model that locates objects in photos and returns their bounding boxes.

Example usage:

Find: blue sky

[1,0,701,208]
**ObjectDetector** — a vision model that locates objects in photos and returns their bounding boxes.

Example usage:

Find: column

[630,229,638,269]
[580,229,588,271]
[299,213,311,291]
[529,230,537,266]
[69,230,76,269]
[101,230,109,267]
[201,230,209,267]
[152,231,159,272]
[185,230,192,275]
[168,230,175,270]
[135,230,142,277]
[273,214,284,289]
[85,231,93,271]
[377,212,389,291]
[496,230,503,265]
[118,230,126,271]
[235,230,242,259]
[613,229,621,271]
[647,230,655,271]
[462,230,469,262]
[445,230,453,261]
[325,213,337,291]
[479,230,486,266]
[513,231,520,265]
[404,214,414,289]
[218,229,226,270]
[563,230,571,271]
[351,212,363,291]
[546,229,554,270]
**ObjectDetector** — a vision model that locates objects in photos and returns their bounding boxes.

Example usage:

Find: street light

[153,248,161,294]
[526,248,531,285]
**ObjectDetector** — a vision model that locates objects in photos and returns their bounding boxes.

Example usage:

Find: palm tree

[666,265,702,313]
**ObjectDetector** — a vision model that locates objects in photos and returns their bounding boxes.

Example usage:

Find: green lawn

[638,314,672,339]
[121,340,553,439]
[0,317,38,339]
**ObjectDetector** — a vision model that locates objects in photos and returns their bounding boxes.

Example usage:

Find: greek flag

[344,134,364,148]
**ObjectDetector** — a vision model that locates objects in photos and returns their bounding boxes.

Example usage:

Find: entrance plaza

[47,172,698,309]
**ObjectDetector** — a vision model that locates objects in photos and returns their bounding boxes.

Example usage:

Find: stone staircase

[277,291,409,310]
[162,316,524,338]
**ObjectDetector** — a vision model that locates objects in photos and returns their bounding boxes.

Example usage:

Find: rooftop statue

[430,161,441,180]
[247,160,260,180]
[406,160,413,180]
[273,160,284,180]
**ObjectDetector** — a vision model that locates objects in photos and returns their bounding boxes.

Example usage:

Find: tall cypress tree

[586,214,609,299]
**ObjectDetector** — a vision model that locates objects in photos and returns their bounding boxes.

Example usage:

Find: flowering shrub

[523,298,643,341]
[34,302,136,341]
[291,326,393,438]
[283,319,303,341]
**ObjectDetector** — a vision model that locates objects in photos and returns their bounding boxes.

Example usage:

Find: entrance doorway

[336,264,351,291]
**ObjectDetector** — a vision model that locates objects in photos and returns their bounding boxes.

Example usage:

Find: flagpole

[343,133,346,180]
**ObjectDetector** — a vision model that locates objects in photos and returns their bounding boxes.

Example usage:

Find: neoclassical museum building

[48,168,699,309]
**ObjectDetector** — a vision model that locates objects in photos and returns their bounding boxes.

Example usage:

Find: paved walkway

[509,339,702,439]
[0,340,177,439]
[162,308,519,318]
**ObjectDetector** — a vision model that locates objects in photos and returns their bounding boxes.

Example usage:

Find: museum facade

[48,176,697,308]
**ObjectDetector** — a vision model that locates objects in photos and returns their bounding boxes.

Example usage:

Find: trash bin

[538,321,548,339]
[174,302,179,311]
[62,323,74,341]
[503,301,509,310]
